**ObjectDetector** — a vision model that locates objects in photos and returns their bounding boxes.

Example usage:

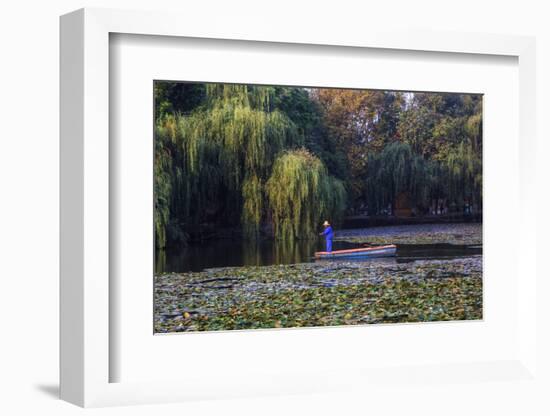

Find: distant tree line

[155,82,482,248]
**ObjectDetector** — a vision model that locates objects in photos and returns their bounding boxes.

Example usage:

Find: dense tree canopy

[155,84,345,247]
[266,148,346,241]
[155,82,482,248]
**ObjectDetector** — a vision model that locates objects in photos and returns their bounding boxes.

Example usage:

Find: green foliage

[398,106,435,156]
[266,149,346,240]
[154,81,482,248]
[154,136,172,249]
[155,83,314,245]
[366,142,431,213]
[365,138,482,215]
[241,174,263,236]
[446,141,482,206]
[315,90,482,213]
[154,82,206,120]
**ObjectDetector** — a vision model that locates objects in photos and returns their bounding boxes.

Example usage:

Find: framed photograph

[60,8,539,408]
[151,80,484,334]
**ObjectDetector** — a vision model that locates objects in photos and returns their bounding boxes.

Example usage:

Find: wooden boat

[314,244,397,259]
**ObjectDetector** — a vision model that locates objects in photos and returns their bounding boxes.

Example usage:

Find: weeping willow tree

[365,140,482,215]
[365,142,432,214]
[266,149,346,241]
[154,84,306,247]
[155,84,482,248]
[446,141,482,209]
[154,132,173,249]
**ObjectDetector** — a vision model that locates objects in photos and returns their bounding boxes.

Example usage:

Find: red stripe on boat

[314,244,396,257]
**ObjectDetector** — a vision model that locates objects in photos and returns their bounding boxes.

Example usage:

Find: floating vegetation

[154,256,482,333]
[335,223,482,245]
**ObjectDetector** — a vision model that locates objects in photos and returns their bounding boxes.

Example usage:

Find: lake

[154,222,483,332]
[155,223,482,273]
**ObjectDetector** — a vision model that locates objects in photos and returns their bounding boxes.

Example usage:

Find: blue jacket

[322,226,334,239]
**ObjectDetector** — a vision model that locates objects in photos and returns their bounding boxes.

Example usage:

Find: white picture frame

[60,7,539,408]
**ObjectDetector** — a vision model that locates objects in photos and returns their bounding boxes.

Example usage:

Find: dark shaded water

[156,238,482,273]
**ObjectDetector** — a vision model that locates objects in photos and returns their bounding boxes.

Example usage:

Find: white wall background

[0,1,548,415]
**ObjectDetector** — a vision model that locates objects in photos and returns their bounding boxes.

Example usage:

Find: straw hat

[323,220,330,226]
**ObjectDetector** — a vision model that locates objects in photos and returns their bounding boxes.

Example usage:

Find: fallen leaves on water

[334,223,482,245]
[154,256,482,333]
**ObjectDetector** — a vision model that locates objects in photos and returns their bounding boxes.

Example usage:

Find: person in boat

[320,220,334,252]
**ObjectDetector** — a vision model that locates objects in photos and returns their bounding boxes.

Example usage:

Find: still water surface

[156,238,482,273]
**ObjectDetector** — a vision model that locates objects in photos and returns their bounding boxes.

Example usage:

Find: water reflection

[156,238,339,273]
[155,239,481,273]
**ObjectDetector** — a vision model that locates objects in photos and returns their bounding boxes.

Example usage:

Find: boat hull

[314,244,397,259]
